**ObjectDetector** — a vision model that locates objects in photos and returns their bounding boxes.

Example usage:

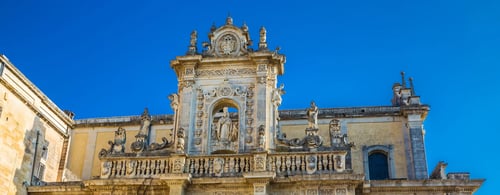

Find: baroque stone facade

[0,18,484,195]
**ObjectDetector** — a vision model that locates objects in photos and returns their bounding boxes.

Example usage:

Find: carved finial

[226,16,233,25]
[187,30,198,55]
[241,22,248,32]
[210,22,217,32]
[409,77,416,95]
[259,26,268,51]
[400,71,406,88]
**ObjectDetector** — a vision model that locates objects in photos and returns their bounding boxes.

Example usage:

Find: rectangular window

[37,164,46,180]
[41,141,49,161]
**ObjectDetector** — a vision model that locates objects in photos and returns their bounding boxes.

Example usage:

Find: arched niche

[207,98,244,154]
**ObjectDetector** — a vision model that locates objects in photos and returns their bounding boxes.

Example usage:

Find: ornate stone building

[1,18,483,194]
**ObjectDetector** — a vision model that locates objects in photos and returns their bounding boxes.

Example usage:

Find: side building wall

[0,55,73,195]
[68,116,174,180]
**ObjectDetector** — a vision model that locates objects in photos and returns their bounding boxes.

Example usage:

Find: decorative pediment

[203,17,252,57]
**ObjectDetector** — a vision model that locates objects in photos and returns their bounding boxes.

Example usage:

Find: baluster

[203,158,208,174]
[327,154,333,171]
[291,156,296,173]
[142,160,146,176]
[209,158,214,174]
[245,157,251,172]
[229,157,235,174]
[189,159,194,174]
[317,155,322,171]
[300,156,306,173]
[224,157,230,173]
[237,158,242,173]
[117,161,122,176]
[166,159,170,173]
[276,156,282,173]
[269,156,275,172]
[194,159,199,174]
[110,161,115,176]
[281,156,286,172]
[158,160,164,174]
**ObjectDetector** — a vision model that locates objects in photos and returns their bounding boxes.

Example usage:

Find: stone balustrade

[100,151,349,179]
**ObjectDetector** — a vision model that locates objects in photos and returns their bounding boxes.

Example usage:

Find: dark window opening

[368,152,389,180]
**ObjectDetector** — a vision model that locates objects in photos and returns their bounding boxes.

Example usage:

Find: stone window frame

[362,145,396,180]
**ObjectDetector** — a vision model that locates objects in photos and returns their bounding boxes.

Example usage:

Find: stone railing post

[253,152,268,172]
[170,154,187,174]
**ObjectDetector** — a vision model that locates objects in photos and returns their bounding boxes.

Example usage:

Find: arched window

[363,145,395,180]
[368,151,389,180]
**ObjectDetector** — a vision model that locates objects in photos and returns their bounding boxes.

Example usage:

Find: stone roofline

[74,105,429,127]
[0,54,74,135]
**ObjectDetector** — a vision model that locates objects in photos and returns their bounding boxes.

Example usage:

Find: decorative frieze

[196,68,256,78]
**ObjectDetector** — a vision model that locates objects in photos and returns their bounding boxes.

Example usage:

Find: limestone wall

[67,122,174,180]
[0,56,73,194]
[280,116,408,179]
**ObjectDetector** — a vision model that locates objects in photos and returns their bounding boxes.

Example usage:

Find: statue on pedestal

[306,101,319,129]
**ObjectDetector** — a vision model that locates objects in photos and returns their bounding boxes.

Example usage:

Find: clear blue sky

[1,0,498,194]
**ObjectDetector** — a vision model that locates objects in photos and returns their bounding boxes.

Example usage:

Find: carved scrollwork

[148,137,174,151]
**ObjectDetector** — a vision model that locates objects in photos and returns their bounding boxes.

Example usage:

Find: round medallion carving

[216,33,240,56]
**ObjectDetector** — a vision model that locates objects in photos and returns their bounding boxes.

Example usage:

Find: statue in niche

[215,107,238,142]
[306,101,319,129]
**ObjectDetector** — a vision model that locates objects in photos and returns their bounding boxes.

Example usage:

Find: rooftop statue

[306,101,319,129]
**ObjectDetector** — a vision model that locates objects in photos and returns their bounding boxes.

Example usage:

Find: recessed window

[368,152,389,180]
[363,145,395,180]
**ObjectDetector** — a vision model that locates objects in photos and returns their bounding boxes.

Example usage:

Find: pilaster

[402,106,429,179]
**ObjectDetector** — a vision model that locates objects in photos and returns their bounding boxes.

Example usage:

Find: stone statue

[216,107,234,141]
[110,127,126,154]
[139,108,151,136]
[176,128,185,153]
[168,94,179,111]
[260,26,267,43]
[187,30,198,54]
[272,84,285,120]
[190,30,197,47]
[259,26,268,50]
[306,101,319,129]
[258,125,265,149]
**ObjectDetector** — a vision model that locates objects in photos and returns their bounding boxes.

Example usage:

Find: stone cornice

[0,55,74,136]
[363,179,484,193]
[73,106,427,127]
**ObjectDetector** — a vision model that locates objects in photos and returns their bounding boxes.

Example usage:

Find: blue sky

[1,0,498,194]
